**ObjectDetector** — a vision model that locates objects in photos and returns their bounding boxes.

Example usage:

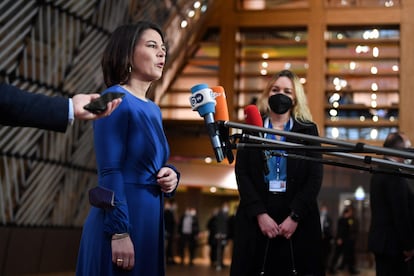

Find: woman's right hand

[257,213,280,238]
[111,236,135,270]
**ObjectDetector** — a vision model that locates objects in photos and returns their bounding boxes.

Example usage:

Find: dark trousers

[321,237,332,269]
[330,240,356,272]
[329,243,344,270]
[165,233,175,263]
[179,234,196,264]
[209,241,217,265]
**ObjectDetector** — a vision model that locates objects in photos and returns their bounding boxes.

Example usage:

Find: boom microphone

[212,86,234,163]
[244,104,269,174]
[190,84,224,162]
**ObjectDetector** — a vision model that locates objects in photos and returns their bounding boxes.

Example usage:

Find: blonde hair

[257,70,313,122]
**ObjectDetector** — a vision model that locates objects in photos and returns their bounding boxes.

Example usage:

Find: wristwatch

[289,211,300,222]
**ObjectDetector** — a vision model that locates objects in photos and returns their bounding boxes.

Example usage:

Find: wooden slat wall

[0,0,202,227]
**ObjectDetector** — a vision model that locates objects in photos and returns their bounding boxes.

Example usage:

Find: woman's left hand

[157,167,178,193]
[278,216,298,239]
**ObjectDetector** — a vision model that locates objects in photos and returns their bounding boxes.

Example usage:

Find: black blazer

[230,118,324,276]
[369,168,414,257]
[0,83,69,132]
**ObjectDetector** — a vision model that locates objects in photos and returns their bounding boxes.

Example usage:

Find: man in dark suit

[0,82,121,132]
[369,132,414,276]
[329,205,359,275]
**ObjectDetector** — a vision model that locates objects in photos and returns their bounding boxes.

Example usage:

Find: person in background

[230,69,324,276]
[320,204,334,271]
[207,207,219,267]
[0,82,121,132]
[164,199,178,265]
[76,21,180,276]
[212,202,230,270]
[178,207,199,266]
[329,206,359,275]
[369,132,414,276]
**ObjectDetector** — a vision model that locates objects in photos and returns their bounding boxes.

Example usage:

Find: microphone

[244,104,269,174]
[212,86,234,164]
[244,104,263,132]
[211,86,228,122]
[190,83,224,162]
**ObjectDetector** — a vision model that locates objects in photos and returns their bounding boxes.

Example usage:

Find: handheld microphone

[211,86,228,122]
[212,86,234,164]
[190,84,225,162]
[244,104,269,175]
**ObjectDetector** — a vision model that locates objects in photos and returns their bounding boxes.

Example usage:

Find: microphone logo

[190,93,204,108]
[189,84,215,115]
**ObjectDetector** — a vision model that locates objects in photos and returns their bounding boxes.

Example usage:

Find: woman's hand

[257,213,280,238]
[279,216,298,239]
[157,167,178,193]
[111,235,135,270]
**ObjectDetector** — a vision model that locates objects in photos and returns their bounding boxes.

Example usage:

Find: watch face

[290,212,299,222]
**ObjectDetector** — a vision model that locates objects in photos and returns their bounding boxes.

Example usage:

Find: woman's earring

[128,65,132,73]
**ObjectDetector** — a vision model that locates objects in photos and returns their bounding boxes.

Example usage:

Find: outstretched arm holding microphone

[0,82,121,132]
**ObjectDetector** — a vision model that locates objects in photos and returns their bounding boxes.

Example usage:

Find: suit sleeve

[0,83,69,132]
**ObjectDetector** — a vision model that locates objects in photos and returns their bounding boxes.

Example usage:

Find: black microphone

[190,84,224,162]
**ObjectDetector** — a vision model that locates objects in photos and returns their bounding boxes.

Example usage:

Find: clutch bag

[88,186,115,209]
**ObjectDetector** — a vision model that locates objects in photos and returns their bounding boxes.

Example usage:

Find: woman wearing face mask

[230,70,325,276]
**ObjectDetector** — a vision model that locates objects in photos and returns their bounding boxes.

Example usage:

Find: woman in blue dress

[76,21,180,276]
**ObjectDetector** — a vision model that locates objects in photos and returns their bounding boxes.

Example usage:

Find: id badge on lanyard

[269,161,286,192]
[265,117,291,193]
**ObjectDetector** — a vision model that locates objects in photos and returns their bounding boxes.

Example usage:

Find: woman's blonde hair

[257,70,313,122]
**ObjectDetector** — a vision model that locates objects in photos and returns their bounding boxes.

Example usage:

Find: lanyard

[265,118,292,180]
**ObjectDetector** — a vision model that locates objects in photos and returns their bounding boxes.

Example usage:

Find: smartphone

[83,92,125,114]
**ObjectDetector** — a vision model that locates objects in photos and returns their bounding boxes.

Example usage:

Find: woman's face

[268,76,295,101]
[131,29,166,81]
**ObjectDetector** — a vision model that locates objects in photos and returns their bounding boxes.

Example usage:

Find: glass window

[236,28,308,120]
[325,0,400,8]
[325,26,399,140]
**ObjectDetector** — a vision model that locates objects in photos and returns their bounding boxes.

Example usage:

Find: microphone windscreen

[212,86,229,121]
[190,83,215,117]
[244,104,262,127]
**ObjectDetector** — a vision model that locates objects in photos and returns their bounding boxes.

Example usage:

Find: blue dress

[76,85,172,275]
